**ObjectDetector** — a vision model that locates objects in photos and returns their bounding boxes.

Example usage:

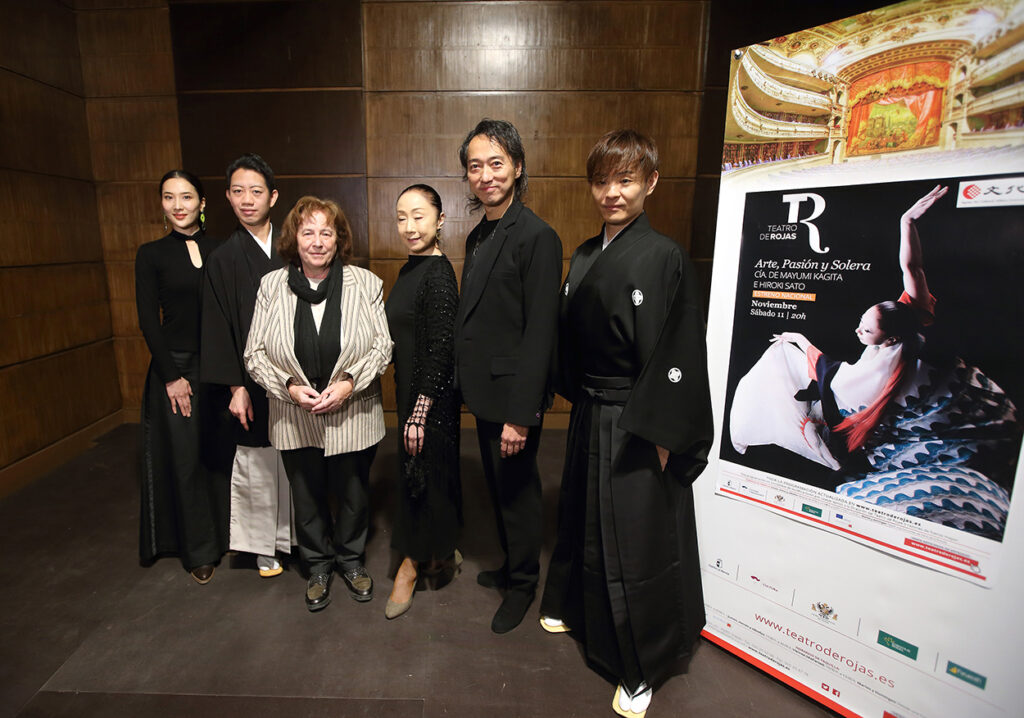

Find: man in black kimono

[201,153,292,577]
[539,130,713,718]
[454,119,562,633]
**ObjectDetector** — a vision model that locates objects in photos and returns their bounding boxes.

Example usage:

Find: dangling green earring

[200,210,206,231]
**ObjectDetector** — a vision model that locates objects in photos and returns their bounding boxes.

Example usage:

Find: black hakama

[540,213,713,690]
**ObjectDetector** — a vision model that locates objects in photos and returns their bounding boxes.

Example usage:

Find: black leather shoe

[305,573,332,612]
[190,564,215,584]
[477,566,508,590]
[491,589,535,634]
[341,566,374,602]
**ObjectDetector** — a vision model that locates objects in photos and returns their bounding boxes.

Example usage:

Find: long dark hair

[836,301,923,451]
[458,118,528,211]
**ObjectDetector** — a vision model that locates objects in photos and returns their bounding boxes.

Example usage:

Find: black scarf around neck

[288,262,343,392]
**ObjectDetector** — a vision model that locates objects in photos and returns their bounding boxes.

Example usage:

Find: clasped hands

[289,378,354,415]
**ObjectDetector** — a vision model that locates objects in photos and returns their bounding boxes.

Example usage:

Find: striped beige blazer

[244,265,392,456]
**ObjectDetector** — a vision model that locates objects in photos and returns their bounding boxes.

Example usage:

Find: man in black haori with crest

[539,129,713,718]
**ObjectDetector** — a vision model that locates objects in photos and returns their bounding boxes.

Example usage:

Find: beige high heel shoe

[385,559,418,619]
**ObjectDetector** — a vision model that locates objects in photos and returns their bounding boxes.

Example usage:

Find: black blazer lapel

[456,200,524,326]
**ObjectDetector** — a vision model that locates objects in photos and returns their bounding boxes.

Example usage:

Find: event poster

[698,2,1024,717]
[719,176,1024,586]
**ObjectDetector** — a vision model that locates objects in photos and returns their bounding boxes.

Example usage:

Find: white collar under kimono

[245,223,275,259]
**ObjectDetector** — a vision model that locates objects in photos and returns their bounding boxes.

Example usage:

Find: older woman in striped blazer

[244,195,392,612]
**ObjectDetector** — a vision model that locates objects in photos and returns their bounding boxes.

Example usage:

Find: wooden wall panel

[363,0,710,422]
[364,2,707,91]
[0,265,112,367]
[177,90,365,178]
[0,0,83,95]
[0,69,92,179]
[77,7,176,97]
[170,0,362,91]
[115,336,149,408]
[0,1,125,474]
[86,97,182,181]
[78,0,183,414]
[95,181,168,261]
[0,342,122,468]
[105,262,139,336]
[0,170,103,267]
[365,92,701,179]
[75,0,165,7]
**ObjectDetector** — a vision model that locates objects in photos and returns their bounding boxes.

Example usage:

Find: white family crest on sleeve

[667,367,682,383]
[564,281,569,296]
[631,289,644,306]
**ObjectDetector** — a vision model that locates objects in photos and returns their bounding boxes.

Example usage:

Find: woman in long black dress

[136,170,227,583]
[383,184,462,619]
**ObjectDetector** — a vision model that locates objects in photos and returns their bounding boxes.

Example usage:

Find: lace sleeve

[409,258,459,406]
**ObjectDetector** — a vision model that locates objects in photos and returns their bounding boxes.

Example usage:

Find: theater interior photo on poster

[719,0,1024,172]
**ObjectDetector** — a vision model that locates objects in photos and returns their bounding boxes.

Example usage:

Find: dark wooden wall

[78,0,183,412]
[170,0,368,250]
[0,0,121,487]
[1,0,882,487]
[171,0,712,423]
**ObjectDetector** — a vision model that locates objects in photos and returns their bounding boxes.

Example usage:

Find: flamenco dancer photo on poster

[728,184,1023,541]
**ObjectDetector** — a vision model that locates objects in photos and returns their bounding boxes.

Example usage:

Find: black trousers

[280,444,377,576]
[475,418,543,594]
[139,351,228,570]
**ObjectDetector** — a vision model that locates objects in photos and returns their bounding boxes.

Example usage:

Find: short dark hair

[159,169,205,200]
[458,118,528,211]
[586,129,659,183]
[278,196,353,267]
[226,153,276,192]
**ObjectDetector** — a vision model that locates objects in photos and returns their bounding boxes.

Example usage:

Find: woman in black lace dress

[384,184,462,618]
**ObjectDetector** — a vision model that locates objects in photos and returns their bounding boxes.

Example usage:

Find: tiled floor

[2,425,837,717]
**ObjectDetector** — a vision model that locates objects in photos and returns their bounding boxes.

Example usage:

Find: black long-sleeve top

[386,254,459,420]
[135,230,216,383]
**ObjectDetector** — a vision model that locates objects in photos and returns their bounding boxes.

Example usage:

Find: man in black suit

[455,119,562,633]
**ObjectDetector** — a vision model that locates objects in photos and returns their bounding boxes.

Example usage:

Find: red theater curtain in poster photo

[846,62,950,156]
